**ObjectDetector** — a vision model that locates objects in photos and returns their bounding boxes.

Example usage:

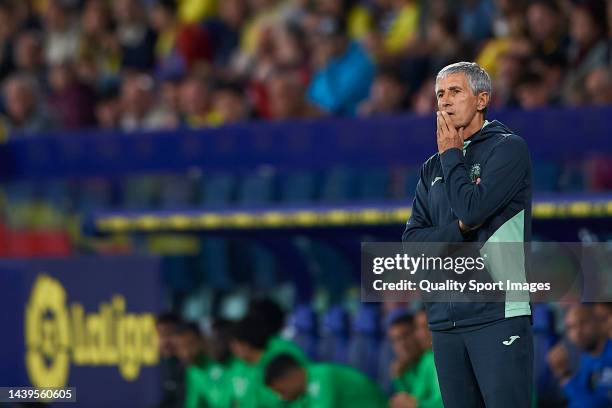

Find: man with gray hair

[402,62,533,407]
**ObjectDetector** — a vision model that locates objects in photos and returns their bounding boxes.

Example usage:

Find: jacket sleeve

[439,136,530,228]
[402,164,466,243]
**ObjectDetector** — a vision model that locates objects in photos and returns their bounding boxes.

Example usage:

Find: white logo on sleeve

[502,335,520,346]
[431,177,443,187]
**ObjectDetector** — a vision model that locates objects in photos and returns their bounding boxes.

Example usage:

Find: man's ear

[477,92,490,112]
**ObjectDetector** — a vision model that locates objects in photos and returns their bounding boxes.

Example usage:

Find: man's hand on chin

[437,111,464,154]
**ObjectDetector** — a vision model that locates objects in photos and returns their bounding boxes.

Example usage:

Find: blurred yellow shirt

[177,0,217,23]
[384,2,420,54]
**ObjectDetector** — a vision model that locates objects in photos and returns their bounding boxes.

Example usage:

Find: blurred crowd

[155,299,612,408]
[0,0,610,138]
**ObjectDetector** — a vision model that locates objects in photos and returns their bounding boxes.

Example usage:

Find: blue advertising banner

[0,256,162,408]
[0,106,608,181]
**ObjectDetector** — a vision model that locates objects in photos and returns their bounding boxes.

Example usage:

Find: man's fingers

[441,111,452,133]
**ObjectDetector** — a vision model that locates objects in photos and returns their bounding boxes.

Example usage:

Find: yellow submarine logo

[25,274,159,387]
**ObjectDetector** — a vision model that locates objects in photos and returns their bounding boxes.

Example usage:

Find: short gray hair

[435,62,492,97]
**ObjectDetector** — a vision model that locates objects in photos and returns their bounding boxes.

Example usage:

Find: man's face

[435,72,482,129]
[388,323,416,359]
[230,340,259,364]
[566,306,601,352]
[156,322,177,358]
[269,367,307,401]
[173,332,202,365]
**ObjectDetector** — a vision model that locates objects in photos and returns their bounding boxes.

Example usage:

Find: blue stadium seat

[76,178,113,212]
[122,175,160,209]
[199,238,232,290]
[318,306,350,364]
[288,305,319,360]
[279,171,317,203]
[533,161,560,192]
[159,174,196,208]
[200,173,235,207]
[357,168,390,200]
[237,170,275,205]
[348,305,381,379]
[320,166,357,202]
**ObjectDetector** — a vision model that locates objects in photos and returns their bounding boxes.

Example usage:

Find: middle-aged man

[402,61,534,407]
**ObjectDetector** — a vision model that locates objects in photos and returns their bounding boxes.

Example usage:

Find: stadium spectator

[526,0,568,63]
[516,70,552,109]
[564,2,609,105]
[158,76,182,128]
[358,67,409,116]
[43,0,80,66]
[178,74,220,127]
[94,86,121,129]
[265,70,315,120]
[548,304,612,408]
[113,0,157,70]
[13,31,46,88]
[585,66,612,106]
[1,74,53,137]
[77,0,120,87]
[265,353,387,407]
[119,72,167,131]
[47,62,95,129]
[307,17,374,115]
[202,0,247,68]
[0,2,19,81]
[387,313,443,408]
[212,82,251,124]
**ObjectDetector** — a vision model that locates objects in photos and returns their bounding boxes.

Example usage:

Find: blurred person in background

[564,1,609,105]
[13,30,47,88]
[94,86,121,129]
[158,75,182,128]
[178,74,220,127]
[119,72,167,131]
[362,0,421,61]
[264,353,387,407]
[212,81,251,124]
[526,0,568,63]
[411,78,437,115]
[174,321,206,366]
[156,313,185,408]
[77,0,121,87]
[458,0,495,44]
[515,70,552,110]
[42,0,80,66]
[113,0,157,70]
[47,62,95,129]
[229,313,306,407]
[358,66,409,116]
[387,313,442,408]
[203,0,247,69]
[548,304,612,408]
[265,69,316,120]
[0,74,53,138]
[307,17,374,116]
[0,2,19,81]
[185,318,240,408]
[585,66,612,106]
